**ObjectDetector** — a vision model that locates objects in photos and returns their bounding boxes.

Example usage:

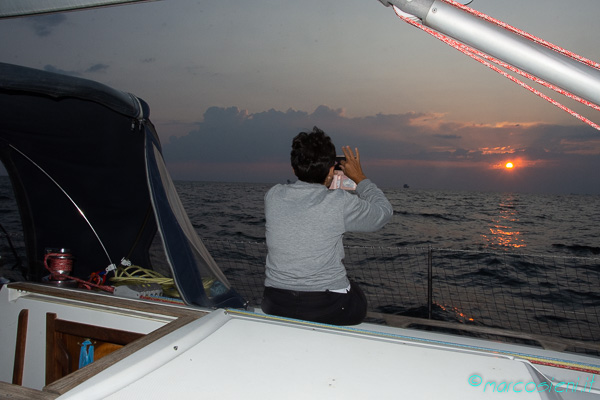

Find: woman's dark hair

[291,126,336,183]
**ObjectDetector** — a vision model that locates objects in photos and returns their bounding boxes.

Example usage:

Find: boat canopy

[0,62,245,308]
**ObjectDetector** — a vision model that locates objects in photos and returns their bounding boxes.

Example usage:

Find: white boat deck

[1,283,599,399]
[57,310,582,399]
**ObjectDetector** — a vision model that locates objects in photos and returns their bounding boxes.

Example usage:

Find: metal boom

[379,0,600,108]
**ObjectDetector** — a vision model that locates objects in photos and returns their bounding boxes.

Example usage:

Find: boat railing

[2,233,599,355]
[203,240,600,355]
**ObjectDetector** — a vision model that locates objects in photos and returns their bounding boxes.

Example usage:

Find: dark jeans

[261,280,367,326]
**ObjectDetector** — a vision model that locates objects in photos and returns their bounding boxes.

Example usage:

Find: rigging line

[418,12,600,114]
[0,221,22,270]
[392,7,600,131]
[451,40,600,114]
[124,204,154,260]
[8,144,115,267]
[439,0,600,71]
[431,0,600,112]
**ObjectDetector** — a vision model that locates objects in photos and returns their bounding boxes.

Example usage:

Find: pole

[428,246,433,319]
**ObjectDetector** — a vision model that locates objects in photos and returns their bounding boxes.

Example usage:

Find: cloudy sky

[1,0,600,194]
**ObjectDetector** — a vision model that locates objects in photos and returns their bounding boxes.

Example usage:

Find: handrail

[367,312,600,353]
[202,239,600,353]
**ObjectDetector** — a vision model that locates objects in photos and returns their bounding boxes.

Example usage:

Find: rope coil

[44,250,74,281]
[43,248,115,293]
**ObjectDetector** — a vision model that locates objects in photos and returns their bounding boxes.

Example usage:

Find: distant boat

[403,184,410,189]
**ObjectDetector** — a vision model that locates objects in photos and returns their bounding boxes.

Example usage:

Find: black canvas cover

[0,62,245,308]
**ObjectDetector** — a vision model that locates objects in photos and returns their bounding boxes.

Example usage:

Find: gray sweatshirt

[264,179,393,291]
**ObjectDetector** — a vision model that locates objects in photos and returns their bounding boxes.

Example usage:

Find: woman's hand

[340,146,367,185]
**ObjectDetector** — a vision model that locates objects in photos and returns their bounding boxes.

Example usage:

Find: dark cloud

[43,63,110,76]
[161,106,600,194]
[43,64,80,77]
[29,14,67,37]
[433,134,462,140]
[85,63,109,73]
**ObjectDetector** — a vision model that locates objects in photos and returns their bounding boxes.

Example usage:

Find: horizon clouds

[159,105,600,195]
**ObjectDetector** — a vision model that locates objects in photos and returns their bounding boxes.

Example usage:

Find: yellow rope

[111,264,175,287]
[109,264,215,298]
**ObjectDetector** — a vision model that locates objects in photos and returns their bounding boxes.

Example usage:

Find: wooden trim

[0,382,58,400]
[7,282,208,319]
[53,318,146,346]
[45,313,57,385]
[43,315,199,395]
[4,282,209,396]
[44,312,147,386]
[12,309,28,385]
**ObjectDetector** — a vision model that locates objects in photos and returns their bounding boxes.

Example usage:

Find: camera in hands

[329,156,357,191]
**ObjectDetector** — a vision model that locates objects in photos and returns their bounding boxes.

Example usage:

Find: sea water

[1,177,599,343]
[176,181,600,344]
[174,180,600,257]
[2,177,599,256]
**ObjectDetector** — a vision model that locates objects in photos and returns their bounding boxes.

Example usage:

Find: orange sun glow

[505,162,514,169]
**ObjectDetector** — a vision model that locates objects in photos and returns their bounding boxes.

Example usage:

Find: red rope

[531,360,600,376]
[392,3,600,130]
[44,252,74,280]
[44,252,114,293]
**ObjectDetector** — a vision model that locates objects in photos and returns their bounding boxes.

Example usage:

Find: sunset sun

[505,162,514,169]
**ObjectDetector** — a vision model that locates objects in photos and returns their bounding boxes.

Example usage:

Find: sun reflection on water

[482,194,527,249]
[434,301,475,322]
